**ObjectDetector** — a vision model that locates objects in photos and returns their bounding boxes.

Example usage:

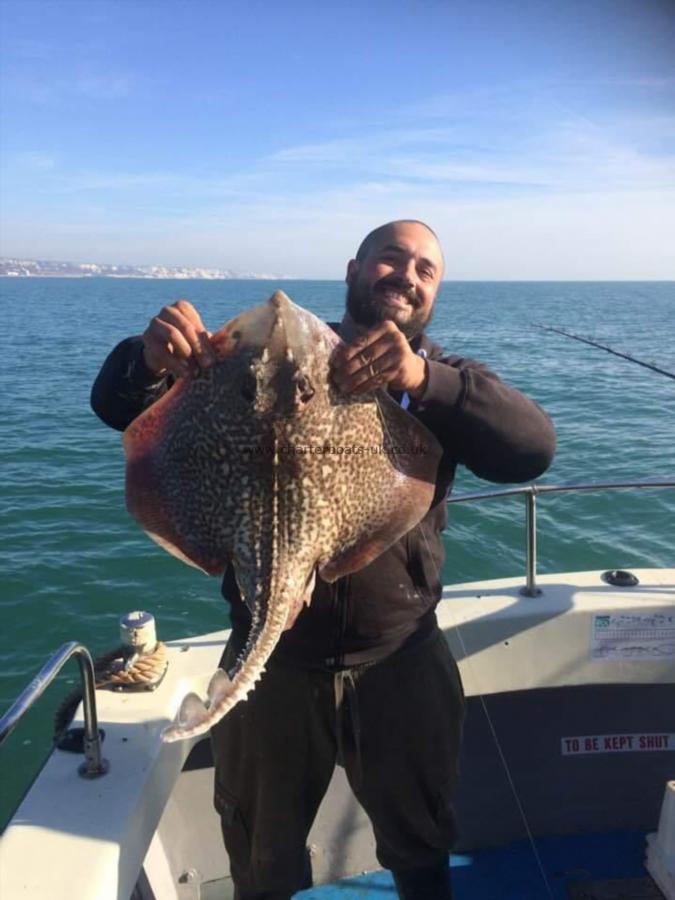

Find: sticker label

[591,613,675,660]
[561,733,675,755]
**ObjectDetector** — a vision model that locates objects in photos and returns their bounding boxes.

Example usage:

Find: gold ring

[368,363,378,378]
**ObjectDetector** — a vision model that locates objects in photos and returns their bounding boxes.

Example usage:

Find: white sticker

[591,613,675,660]
[562,734,675,755]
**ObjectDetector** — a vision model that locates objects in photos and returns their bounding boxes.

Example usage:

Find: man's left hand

[331,321,427,398]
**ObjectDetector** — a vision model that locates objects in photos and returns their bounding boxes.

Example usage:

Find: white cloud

[5,180,673,280]
[2,78,674,278]
[263,106,675,194]
[15,151,58,171]
[4,67,136,106]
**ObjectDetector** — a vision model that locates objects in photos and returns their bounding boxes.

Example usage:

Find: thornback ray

[123,291,442,742]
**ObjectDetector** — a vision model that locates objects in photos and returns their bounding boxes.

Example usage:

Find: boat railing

[0,641,109,778]
[446,477,675,597]
[1,478,672,779]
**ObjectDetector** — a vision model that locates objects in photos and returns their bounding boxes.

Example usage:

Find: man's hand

[141,299,215,378]
[331,321,427,397]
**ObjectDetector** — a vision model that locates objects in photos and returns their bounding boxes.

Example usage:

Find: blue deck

[297,830,653,899]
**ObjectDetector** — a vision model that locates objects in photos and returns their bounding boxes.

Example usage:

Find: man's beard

[345,275,433,339]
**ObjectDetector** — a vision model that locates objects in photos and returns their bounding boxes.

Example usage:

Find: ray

[123,291,442,742]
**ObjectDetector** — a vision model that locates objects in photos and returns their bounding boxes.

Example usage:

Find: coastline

[0,274,291,280]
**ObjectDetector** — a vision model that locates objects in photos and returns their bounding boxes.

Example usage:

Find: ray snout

[215,291,316,366]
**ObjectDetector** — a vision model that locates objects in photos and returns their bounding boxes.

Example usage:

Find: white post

[646,780,675,899]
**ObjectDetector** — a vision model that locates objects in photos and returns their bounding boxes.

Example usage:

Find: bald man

[92,220,556,899]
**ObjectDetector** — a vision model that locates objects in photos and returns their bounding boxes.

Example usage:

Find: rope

[53,642,168,738]
[103,642,168,686]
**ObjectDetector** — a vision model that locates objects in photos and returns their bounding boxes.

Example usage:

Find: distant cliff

[0,257,283,279]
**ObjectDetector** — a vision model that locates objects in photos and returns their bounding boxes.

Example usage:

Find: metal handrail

[0,641,109,779]
[446,477,675,596]
[1,478,671,773]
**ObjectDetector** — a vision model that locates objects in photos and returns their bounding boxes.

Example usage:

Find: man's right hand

[141,299,215,378]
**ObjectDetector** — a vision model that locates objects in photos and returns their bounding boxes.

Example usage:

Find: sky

[1,0,674,279]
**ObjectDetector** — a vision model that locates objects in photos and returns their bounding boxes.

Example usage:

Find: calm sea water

[1,278,674,826]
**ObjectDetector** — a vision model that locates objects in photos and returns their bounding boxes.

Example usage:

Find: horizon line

[2,275,674,284]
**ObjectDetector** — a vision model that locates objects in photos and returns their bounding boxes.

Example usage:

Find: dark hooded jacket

[91,326,555,669]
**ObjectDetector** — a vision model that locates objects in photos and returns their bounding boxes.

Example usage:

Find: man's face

[345,222,444,338]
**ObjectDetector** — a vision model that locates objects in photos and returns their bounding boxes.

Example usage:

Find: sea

[1,278,673,828]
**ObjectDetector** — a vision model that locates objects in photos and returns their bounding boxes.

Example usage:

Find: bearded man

[91,220,556,899]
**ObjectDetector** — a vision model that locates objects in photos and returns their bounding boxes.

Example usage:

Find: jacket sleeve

[90,336,172,432]
[413,355,556,484]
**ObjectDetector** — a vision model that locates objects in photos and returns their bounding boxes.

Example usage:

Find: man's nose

[396,258,416,287]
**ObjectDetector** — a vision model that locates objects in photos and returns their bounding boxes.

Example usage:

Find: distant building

[0,257,284,279]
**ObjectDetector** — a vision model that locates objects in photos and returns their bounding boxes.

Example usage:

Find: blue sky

[1,0,674,278]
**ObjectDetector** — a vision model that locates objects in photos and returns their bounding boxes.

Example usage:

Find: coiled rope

[54,642,168,739]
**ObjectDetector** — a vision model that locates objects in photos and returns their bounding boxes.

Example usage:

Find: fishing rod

[533,324,675,382]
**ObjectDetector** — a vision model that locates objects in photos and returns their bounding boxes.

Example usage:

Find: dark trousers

[210,627,465,898]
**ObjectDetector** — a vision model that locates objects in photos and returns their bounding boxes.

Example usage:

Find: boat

[1,478,674,899]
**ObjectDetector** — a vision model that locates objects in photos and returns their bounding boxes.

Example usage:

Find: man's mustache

[373,277,418,307]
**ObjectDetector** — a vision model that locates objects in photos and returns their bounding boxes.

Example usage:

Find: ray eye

[295,374,315,404]
[241,372,256,403]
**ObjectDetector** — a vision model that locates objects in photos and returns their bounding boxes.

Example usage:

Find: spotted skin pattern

[123,292,442,742]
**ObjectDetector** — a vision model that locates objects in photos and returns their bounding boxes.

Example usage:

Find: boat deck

[299,831,661,899]
[2,569,673,900]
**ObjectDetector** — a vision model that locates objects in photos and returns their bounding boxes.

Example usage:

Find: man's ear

[345,259,358,284]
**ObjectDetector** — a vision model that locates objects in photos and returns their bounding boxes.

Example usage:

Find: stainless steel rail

[446,477,675,597]
[0,641,109,778]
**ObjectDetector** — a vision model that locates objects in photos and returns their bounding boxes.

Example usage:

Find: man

[91,220,556,899]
